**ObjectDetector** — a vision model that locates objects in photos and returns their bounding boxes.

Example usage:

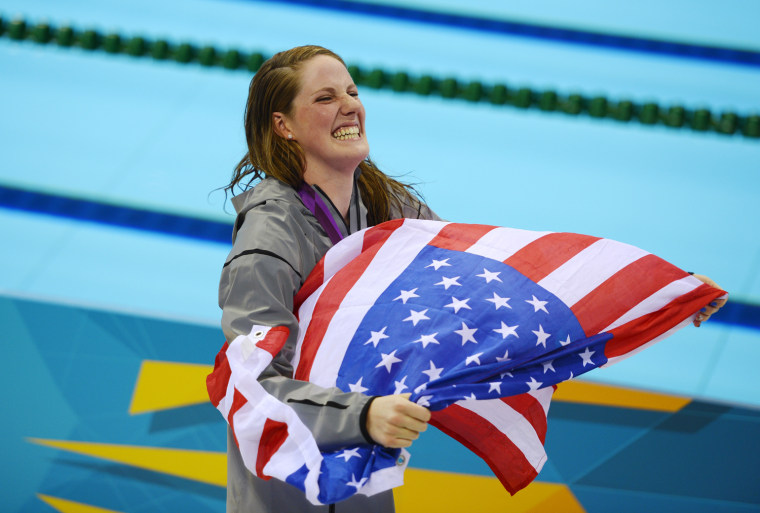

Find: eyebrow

[309,85,358,97]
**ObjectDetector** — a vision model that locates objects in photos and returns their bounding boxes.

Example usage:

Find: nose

[339,93,361,114]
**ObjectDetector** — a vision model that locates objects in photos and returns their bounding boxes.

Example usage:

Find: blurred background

[1,0,759,511]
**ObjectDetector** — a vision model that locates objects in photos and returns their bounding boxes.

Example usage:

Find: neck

[303,167,355,220]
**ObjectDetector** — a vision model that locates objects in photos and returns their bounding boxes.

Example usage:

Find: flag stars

[348,377,369,393]
[394,288,419,304]
[579,347,596,367]
[404,308,430,326]
[346,474,368,490]
[454,322,478,345]
[338,448,361,461]
[525,295,549,313]
[376,350,402,372]
[445,297,471,313]
[435,276,461,290]
[526,377,543,391]
[560,334,572,346]
[394,375,409,394]
[426,258,451,270]
[422,360,444,381]
[494,322,519,339]
[413,333,440,348]
[476,268,502,283]
[532,324,551,348]
[465,352,484,366]
[488,382,502,394]
[542,360,556,373]
[486,292,511,310]
[495,349,511,362]
[364,326,389,347]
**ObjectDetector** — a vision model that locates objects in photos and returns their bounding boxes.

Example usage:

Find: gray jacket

[219,175,438,512]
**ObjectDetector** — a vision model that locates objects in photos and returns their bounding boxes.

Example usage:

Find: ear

[272,112,294,140]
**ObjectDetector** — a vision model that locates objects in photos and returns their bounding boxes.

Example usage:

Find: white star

[394,288,419,304]
[403,308,430,326]
[416,395,433,407]
[465,352,484,366]
[421,360,444,381]
[454,322,478,345]
[347,473,368,490]
[568,371,575,380]
[533,324,551,348]
[445,296,471,313]
[542,360,556,373]
[579,347,596,367]
[485,292,512,310]
[348,377,369,393]
[560,334,572,346]
[476,268,502,283]
[495,349,511,362]
[462,393,478,401]
[526,376,543,391]
[500,371,514,379]
[413,333,440,348]
[394,375,409,394]
[338,448,361,461]
[376,350,402,372]
[435,276,461,290]
[426,258,451,270]
[364,326,389,347]
[488,382,502,394]
[525,295,549,313]
[493,322,519,339]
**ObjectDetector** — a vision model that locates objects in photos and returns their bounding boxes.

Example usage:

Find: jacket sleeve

[219,200,375,451]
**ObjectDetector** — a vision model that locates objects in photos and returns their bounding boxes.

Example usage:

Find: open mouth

[332,126,361,140]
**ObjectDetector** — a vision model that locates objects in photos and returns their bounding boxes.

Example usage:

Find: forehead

[298,55,354,94]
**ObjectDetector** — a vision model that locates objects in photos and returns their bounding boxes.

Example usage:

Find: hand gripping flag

[208,219,726,504]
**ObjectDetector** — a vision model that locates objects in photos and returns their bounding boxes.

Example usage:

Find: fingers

[366,394,431,449]
[691,274,727,327]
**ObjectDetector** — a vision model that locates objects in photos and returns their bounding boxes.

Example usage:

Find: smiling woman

[216,45,440,513]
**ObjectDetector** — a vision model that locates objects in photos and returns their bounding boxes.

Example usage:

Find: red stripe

[605,283,725,359]
[206,342,231,408]
[427,223,496,252]
[501,393,548,444]
[504,232,600,283]
[255,326,290,358]
[572,254,689,335]
[294,259,324,313]
[294,222,400,381]
[362,218,405,252]
[255,418,290,480]
[430,404,539,495]
[227,388,248,448]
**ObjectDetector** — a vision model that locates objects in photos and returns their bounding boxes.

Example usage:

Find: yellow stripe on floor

[37,494,124,513]
[29,438,225,487]
[553,380,690,412]
[129,360,213,414]
[395,469,585,513]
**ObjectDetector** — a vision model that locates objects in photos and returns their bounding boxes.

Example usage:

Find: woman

[218,45,726,512]
[220,45,436,512]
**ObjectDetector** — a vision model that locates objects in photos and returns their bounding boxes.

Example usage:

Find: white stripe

[603,276,702,331]
[457,398,547,471]
[322,228,366,281]
[528,386,554,417]
[357,448,410,498]
[465,227,550,262]
[306,220,444,387]
[539,239,649,307]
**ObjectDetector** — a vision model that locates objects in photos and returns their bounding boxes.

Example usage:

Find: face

[276,55,369,178]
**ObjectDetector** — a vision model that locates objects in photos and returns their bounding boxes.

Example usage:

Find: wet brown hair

[225,45,421,225]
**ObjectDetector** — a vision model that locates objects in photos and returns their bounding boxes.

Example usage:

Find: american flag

[208,219,725,505]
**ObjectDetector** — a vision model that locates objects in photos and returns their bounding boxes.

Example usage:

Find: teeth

[332,126,361,140]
